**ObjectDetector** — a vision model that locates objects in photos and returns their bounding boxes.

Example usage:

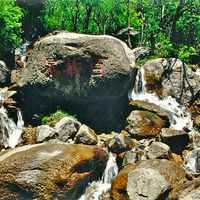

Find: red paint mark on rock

[65,60,79,77]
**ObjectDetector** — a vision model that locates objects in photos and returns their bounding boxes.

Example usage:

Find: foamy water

[0,88,24,148]
[79,152,118,200]
[129,68,193,130]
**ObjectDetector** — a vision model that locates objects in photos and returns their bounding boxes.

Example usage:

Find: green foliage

[40,0,200,63]
[41,110,78,126]
[178,45,197,63]
[0,0,23,58]
[155,33,174,58]
[0,0,197,64]
[42,0,140,34]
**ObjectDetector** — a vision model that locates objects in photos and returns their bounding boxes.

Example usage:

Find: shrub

[41,110,78,126]
[0,0,23,61]
[178,45,198,63]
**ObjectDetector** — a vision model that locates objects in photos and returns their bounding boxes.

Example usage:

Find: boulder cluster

[0,32,200,200]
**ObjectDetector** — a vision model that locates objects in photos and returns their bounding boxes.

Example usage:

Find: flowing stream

[0,88,24,148]
[129,67,193,130]
[79,152,118,200]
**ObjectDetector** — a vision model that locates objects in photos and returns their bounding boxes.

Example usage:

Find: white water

[0,88,24,148]
[79,152,118,200]
[129,68,193,130]
[15,41,30,64]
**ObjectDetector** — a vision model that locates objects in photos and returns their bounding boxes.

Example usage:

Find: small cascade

[15,41,30,65]
[0,88,24,148]
[79,152,118,200]
[129,67,193,130]
[131,68,145,94]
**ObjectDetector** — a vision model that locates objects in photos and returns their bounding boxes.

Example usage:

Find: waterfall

[15,40,30,65]
[129,67,193,130]
[0,88,24,149]
[79,152,118,200]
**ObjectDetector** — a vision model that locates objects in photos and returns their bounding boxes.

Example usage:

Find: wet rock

[111,159,187,200]
[143,58,200,103]
[147,141,171,159]
[161,128,189,154]
[0,143,108,199]
[126,110,167,138]
[36,125,57,142]
[129,100,172,122]
[54,116,81,142]
[0,60,10,86]
[184,148,200,175]
[75,124,98,145]
[136,159,187,188]
[16,32,136,132]
[108,133,134,154]
[170,177,200,199]
[111,164,136,200]
[127,168,170,200]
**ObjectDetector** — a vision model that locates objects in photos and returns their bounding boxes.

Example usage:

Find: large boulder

[16,32,136,132]
[111,159,187,200]
[0,143,107,199]
[127,168,170,200]
[143,58,200,103]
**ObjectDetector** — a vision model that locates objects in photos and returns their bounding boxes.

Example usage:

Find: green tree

[0,0,23,66]
[41,0,200,63]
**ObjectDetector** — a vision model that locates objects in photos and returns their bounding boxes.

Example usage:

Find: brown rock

[16,32,136,132]
[75,124,98,145]
[147,141,171,159]
[143,58,200,103]
[170,178,200,200]
[0,143,108,199]
[129,100,172,122]
[111,164,136,200]
[161,128,189,154]
[111,159,187,200]
[22,126,37,145]
[126,110,167,138]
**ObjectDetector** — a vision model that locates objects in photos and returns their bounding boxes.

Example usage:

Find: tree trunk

[72,0,80,32]
[83,6,92,32]
[170,0,185,44]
